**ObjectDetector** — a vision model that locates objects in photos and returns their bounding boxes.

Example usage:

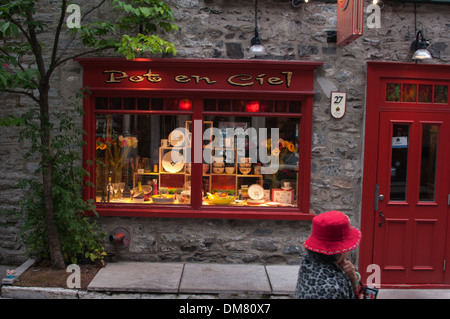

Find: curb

[2,286,79,299]
[1,285,283,299]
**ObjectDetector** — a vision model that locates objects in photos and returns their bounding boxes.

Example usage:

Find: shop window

[93,96,303,210]
[78,57,321,219]
[203,114,299,207]
[95,113,193,204]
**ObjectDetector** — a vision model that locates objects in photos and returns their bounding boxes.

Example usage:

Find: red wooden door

[373,110,450,284]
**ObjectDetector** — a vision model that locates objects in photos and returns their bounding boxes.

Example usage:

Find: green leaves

[116,34,177,60]
[65,0,178,59]
[0,115,24,127]
[17,101,106,265]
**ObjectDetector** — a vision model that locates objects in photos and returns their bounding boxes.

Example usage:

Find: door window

[419,124,439,202]
[390,124,409,201]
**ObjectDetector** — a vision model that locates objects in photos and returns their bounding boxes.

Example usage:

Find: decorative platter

[248,184,264,200]
[247,198,265,205]
[168,129,185,147]
[162,151,184,173]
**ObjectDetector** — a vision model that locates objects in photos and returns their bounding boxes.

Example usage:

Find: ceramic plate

[248,184,264,200]
[247,198,265,205]
[168,129,185,147]
[151,195,175,203]
[266,202,280,206]
[162,151,184,173]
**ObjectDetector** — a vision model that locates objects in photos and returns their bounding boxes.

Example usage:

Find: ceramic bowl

[239,167,251,175]
[225,167,235,174]
[207,193,236,205]
[213,166,224,174]
[203,164,210,174]
[212,162,225,167]
[239,163,252,168]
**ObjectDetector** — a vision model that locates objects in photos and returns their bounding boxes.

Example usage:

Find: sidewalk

[2,261,450,299]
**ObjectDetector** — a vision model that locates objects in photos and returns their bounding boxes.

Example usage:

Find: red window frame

[76,58,321,220]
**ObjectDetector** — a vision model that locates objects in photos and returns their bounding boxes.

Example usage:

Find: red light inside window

[179,99,192,110]
[246,100,260,112]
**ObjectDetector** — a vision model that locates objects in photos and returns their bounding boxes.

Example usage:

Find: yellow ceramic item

[206,192,236,205]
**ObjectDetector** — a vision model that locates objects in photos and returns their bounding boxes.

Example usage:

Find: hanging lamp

[249,0,266,56]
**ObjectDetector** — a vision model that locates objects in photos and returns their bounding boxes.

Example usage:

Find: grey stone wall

[1,0,449,264]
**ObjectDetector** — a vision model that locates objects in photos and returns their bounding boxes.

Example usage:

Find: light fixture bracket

[411,30,432,61]
[410,30,430,51]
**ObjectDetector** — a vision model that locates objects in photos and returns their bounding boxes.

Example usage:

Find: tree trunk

[40,90,65,269]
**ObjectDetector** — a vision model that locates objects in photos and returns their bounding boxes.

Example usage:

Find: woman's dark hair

[307,249,338,264]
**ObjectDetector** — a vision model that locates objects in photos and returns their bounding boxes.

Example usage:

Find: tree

[0,0,178,269]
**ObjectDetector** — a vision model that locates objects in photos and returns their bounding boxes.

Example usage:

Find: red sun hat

[304,211,362,255]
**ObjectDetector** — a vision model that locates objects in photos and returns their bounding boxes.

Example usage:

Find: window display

[94,97,301,208]
[202,111,300,208]
[94,98,192,205]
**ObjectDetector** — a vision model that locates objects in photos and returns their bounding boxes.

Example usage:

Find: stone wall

[1,0,449,264]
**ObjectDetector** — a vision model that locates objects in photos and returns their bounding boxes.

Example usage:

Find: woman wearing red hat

[294,211,363,299]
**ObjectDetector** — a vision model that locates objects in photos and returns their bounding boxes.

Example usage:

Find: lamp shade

[249,43,266,56]
[412,48,432,60]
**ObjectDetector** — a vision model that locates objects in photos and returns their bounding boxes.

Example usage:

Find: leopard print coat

[294,251,356,299]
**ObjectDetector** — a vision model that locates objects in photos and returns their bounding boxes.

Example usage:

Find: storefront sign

[76,58,321,94]
[103,69,294,89]
[337,0,364,46]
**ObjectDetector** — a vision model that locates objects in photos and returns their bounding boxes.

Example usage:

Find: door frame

[359,61,450,288]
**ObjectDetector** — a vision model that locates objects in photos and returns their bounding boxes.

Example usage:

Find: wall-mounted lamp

[249,0,266,56]
[291,0,309,7]
[411,30,432,61]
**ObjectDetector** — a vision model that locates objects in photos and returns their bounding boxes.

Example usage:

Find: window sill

[92,204,315,220]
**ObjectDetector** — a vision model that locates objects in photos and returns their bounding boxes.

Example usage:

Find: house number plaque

[330,92,347,119]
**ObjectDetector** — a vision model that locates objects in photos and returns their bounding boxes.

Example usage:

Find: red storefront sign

[77,58,317,93]
[337,0,364,46]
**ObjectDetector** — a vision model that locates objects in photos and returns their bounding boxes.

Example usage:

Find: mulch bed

[13,259,102,290]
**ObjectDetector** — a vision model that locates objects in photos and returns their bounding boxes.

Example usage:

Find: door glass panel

[402,84,417,102]
[419,125,439,202]
[434,85,448,104]
[390,124,409,201]
[386,83,401,102]
[418,85,432,103]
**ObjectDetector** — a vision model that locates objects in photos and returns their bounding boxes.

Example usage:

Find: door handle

[378,211,385,227]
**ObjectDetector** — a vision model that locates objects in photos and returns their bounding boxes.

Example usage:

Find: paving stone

[179,263,271,294]
[265,265,299,295]
[87,262,184,293]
